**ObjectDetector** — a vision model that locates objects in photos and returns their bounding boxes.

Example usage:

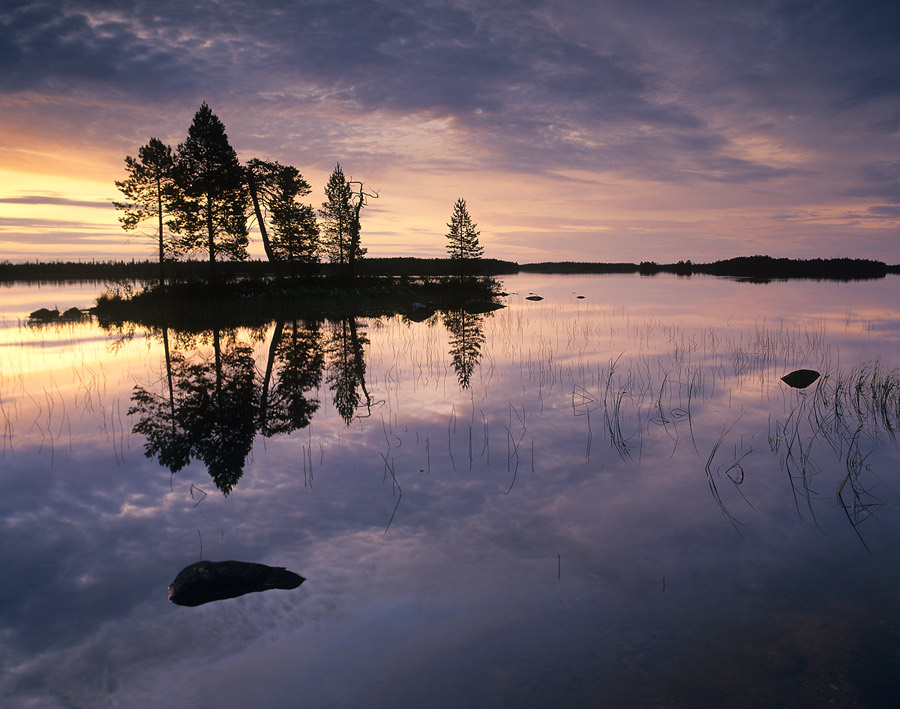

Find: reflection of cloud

[2,277,900,705]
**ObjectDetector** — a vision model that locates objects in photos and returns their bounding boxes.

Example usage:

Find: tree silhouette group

[116,103,486,284]
[115,103,376,283]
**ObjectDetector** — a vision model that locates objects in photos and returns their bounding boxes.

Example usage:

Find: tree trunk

[206,194,216,282]
[347,200,362,283]
[156,174,166,289]
[246,169,279,269]
[258,320,285,433]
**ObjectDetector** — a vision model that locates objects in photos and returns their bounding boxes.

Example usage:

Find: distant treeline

[521,255,898,280]
[1,255,896,282]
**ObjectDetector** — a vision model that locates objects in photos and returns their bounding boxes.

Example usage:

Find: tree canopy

[113,137,176,281]
[170,103,249,277]
[246,158,319,270]
[319,163,358,267]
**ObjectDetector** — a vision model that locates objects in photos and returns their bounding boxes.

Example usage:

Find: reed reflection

[769,362,899,548]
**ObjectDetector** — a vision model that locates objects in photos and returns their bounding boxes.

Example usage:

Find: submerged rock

[168,560,305,607]
[406,303,435,322]
[28,307,59,322]
[463,300,505,314]
[61,307,85,320]
[781,369,821,389]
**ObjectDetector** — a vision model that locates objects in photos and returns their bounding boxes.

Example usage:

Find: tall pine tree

[319,163,357,267]
[171,103,249,280]
[446,198,484,261]
[113,137,176,284]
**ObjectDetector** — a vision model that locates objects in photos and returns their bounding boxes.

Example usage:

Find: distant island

[2,255,897,282]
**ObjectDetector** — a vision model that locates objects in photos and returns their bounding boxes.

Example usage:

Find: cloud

[868,205,900,217]
[0,194,111,209]
[1,0,899,262]
[1,0,849,183]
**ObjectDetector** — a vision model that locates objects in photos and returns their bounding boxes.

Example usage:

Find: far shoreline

[1,254,898,283]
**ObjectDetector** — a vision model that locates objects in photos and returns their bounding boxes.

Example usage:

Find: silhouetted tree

[171,103,249,280]
[246,159,319,275]
[320,163,358,268]
[113,137,176,284]
[446,198,483,261]
[346,180,378,281]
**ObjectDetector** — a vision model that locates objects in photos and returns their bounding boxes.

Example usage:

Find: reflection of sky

[2,274,900,707]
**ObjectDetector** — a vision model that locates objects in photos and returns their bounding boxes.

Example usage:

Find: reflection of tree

[326,318,371,425]
[175,332,258,494]
[259,320,323,436]
[130,323,190,472]
[443,309,486,389]
[130,320,326,495]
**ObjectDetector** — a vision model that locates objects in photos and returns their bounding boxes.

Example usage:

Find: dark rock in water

[463,300,505,314]
[29,307,59,322]
[525,295,543,301]
[61,307,85,320]
[576,295,585,299]
[781,369,821,389]
[168,560,305,607]
[406,303,435,322]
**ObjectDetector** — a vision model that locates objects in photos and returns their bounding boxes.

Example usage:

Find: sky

[0,0,898,264]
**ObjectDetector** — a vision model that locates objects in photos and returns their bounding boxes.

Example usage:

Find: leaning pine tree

[246,158,319,276]
[446,198,484,263]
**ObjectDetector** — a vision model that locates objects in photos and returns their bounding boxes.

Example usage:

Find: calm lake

[2,273,899,708]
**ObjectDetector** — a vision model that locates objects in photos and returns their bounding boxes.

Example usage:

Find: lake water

[1,273,899,708]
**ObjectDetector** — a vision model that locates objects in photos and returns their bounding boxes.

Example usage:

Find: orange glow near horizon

[1,129,898,265]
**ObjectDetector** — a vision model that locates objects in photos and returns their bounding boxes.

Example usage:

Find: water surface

[1,273,899,707]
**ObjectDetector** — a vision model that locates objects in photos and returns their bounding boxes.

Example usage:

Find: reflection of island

[130,318,325,494]
[443,309,486,389]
